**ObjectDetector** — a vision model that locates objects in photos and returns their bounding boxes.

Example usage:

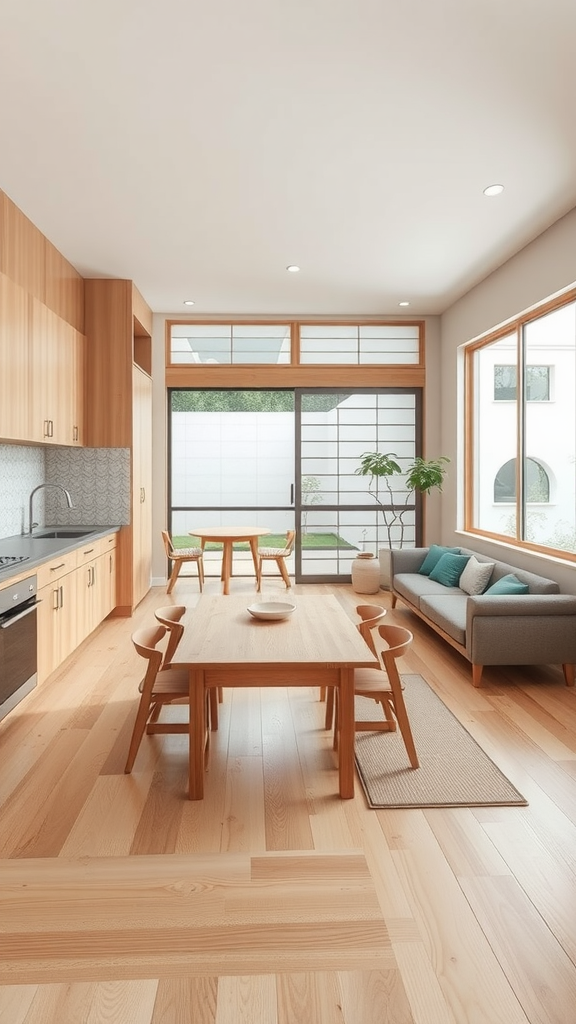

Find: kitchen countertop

[0,526,121,583]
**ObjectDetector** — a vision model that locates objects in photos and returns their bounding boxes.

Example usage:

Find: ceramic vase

[351,552,381,594]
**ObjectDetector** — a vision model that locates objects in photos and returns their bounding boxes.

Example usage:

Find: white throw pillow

[459,556,495,595]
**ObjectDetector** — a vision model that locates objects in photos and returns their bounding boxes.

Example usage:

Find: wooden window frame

[464,287,576,562]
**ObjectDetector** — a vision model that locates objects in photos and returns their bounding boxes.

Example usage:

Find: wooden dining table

[172,593,379,800]
[188,526,271,594]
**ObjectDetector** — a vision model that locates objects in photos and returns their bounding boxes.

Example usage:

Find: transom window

[170,324,291,365]
[168,321,423,366]
[299,324,420,365]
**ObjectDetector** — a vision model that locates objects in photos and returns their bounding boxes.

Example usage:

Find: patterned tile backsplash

[0,444,130,538]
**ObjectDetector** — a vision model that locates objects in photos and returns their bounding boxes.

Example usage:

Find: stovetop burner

[0,555,30,569]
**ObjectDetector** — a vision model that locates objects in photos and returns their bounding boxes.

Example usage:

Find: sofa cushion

[418,544,461,576]
[429,552,471,587]
[485,573,529,595]
[420,595,468,645]
[457,549,559,594]
[459,556,495,595]
[393,573,462,608]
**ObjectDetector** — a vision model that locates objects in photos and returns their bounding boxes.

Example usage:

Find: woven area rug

[354,673,527,808]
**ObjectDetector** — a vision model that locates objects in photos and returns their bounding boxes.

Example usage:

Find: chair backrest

[161,531,174,559]
[132,624,167,696]
[356,604,387,657]
[154,605,186,666]
[282,530,295,555]
[376,624,413,682]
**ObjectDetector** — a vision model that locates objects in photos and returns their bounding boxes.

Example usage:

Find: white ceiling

[2,0,576,317]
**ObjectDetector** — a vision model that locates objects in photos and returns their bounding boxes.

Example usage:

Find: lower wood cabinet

[36,533,117,684]
[76,547,117,646]
[37,571,79,684]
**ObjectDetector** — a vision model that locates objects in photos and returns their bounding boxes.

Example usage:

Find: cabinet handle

[50,562,66,572]
[43,419,50,438]
[73,425,79,442]
[49,420,54,438]
[87,567,92,587]
[140,487,145,503]
[52,588,59,610]
[83,548,95,556]
[59,585,64,608]
[109,555,113,574]
[92,566,96,586]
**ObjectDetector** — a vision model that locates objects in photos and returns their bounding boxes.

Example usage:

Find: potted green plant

[355,451,450,586]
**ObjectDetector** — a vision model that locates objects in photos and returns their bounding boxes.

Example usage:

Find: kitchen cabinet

[37,561,79,684]
[35,533,117,684]
[0,273,31,441]
[132,366,152,607]
[76,535,117,643]
[84,279,153,613]
[0,191,85,446]
[30,298,85,446]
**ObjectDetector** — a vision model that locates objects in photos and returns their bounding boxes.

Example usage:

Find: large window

[466,295,576,557]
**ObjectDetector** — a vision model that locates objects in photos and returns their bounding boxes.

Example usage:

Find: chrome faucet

[28,484,75,534]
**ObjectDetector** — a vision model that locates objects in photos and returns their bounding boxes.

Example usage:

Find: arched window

[494,458,550,503]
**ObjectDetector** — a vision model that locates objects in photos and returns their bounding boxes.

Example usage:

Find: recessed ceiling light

[183,299,195,306]
[483,184,504,197]
[398,301,410,307]
[286,265,300,272]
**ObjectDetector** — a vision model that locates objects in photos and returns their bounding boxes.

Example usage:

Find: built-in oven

[0,575,39,723]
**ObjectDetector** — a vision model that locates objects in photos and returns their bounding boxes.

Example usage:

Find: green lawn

[173,532,358,551]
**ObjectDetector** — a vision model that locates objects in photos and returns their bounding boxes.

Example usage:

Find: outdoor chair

[162,530,204,594]
[256,530,295,591]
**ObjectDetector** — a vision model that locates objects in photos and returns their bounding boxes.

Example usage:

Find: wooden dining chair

[124,624,210,775]
[333,623,419,769]
[154,605,187,667]
[323,604,387,729]
[154,604,223,728]
[162,530,204,594]
[256,530,295,591]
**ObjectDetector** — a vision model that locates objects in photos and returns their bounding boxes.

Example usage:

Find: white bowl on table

[247,601,296,621]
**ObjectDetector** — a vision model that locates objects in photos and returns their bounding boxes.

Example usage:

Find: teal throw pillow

[418,544,461,576]
[429,552,471,587]
[484,573,529,595]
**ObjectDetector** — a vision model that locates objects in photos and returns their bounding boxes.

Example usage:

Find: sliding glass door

[169,390,295,578]
[168,387,421,582]
[296,389,421,581]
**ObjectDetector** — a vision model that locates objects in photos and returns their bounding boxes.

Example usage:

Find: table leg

[338,666,355,798]
[249,538,260,583]
[189,669,206,799]
[221,541,233,594]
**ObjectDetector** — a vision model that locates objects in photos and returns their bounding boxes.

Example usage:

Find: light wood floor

[1,576,576,1024]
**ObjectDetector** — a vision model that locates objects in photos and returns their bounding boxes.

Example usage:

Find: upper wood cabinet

[0,191,86,446]
[30,298,85,446]
[0,273,32,441]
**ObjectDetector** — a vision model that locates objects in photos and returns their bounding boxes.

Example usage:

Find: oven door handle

[0,600,41,628]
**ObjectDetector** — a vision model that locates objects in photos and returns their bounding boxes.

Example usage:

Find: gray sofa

[390,546,576,687]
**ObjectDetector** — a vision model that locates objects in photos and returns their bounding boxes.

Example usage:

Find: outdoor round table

[188,527,271,595]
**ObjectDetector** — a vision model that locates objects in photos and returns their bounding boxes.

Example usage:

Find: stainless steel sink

[34,529,95,539]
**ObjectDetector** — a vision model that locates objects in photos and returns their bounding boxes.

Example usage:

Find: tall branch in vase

[355,452,450,550]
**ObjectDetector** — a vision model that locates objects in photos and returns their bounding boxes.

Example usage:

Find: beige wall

[440,205,576,592]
